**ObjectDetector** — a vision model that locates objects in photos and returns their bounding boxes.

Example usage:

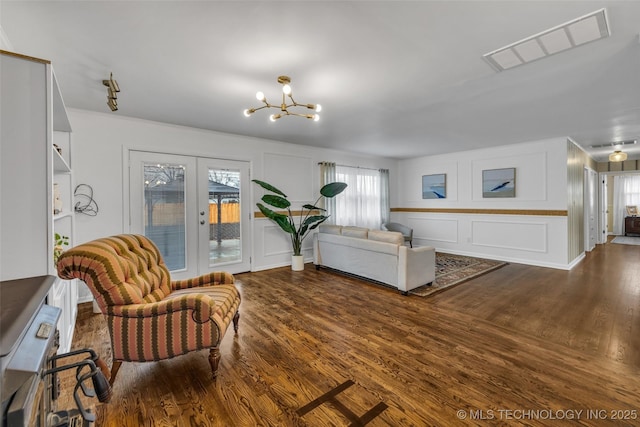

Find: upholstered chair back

[57,234,173,312]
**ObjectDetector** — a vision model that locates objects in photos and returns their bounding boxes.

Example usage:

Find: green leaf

[262,194,291,209]
[320,182,348,198]
[252,179,287,197]
[257,203,296,234]
[256,203,286,221]
[308,217,329,230]
[274,215,296,234]
[303,215,327,227]
[302,204,326,212]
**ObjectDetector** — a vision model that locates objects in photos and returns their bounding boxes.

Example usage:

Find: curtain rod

[318,162,387,172]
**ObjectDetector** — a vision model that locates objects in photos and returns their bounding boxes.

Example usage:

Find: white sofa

[312,225,435,294]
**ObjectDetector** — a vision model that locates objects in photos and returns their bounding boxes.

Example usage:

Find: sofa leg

[233,311,240,333]
[209,347,221,378]
[315,264,320,270]
[426,282,433,286]
[402,291,409,296]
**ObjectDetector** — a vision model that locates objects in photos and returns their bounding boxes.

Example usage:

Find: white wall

[394,138,571,269]
[68,108,398,272]
[0,25,14,50]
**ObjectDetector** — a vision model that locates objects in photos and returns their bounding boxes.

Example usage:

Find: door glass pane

[208,168,241,266]
[143,163,186,271]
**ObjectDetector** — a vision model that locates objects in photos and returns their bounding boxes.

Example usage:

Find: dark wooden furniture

[624,216,640,236]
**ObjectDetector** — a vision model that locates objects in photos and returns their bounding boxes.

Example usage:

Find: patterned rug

[410,253,507,297]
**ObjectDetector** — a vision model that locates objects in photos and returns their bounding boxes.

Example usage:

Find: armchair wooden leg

[109,361,123,386]
[209,347,221,378]
[233,311,240,333]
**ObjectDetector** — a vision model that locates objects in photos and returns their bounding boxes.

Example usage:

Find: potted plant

[252,179,347,270]
[53,232,69,266]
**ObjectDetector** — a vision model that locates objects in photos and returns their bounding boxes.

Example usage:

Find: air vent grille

[483,8,610,72]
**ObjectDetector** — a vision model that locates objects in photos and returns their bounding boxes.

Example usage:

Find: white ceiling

[2,1,640,162]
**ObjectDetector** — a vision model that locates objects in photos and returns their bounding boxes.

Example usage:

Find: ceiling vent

[483,8,610,72]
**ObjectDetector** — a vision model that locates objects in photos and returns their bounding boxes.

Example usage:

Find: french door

[129,151,250,279]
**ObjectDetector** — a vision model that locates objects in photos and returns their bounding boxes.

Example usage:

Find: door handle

[200,220,205,225]
[200,211,205,216]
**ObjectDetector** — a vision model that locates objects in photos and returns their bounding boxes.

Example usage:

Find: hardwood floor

[60,240,640,426]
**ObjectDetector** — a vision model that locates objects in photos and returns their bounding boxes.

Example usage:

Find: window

[334,165,388,229]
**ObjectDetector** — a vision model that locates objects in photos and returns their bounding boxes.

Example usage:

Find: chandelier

[243,76,321,122]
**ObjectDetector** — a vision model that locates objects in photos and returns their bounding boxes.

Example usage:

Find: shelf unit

[0,50,77,354]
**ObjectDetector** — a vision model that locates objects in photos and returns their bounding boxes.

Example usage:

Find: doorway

[584,167,597,251]
[129,151,251,279]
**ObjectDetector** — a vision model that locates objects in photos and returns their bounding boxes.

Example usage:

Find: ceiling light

[102,72,120,112]
[609,149,628,162]
[243,75,321,122]
[483,8,610,72]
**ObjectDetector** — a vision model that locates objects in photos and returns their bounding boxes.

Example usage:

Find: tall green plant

[252,179,347,256]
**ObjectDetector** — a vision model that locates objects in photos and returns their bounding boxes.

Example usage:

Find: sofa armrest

[397,246,436,293]
[171,271,235,291]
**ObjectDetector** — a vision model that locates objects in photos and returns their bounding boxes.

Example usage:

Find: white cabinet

[0,50,77,353]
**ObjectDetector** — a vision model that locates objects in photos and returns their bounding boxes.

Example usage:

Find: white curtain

[613,174,640,234]
[379,168,390,225]
[319,162,337,224]
[335,166,384,230]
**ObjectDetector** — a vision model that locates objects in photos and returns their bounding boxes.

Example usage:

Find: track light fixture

[244,75,321,122]
[102,72,120,112]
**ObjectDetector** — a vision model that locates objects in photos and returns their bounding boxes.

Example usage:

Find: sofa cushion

[318,224,343,235]
[368,230,404,245]
[341,226,369,239]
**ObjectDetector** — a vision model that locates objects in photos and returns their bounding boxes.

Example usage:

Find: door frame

[124,146,253,276]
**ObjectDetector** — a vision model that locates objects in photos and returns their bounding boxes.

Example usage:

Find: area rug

[410,253,507,297]
[611,236,640,246]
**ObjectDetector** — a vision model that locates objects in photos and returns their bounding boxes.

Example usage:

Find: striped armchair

[57,234,241,385]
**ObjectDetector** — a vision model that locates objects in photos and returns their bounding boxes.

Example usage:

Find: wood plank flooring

[59,240,640,426]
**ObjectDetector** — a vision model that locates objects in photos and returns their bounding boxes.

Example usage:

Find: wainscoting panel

[471,220,547,253]
[261,223,312,257]
[410,217,458,243]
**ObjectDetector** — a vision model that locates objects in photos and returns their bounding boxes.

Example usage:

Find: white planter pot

[291,255,305,271]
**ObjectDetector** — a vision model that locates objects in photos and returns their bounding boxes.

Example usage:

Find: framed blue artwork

[422,174,446,199]
[482,167,515,198]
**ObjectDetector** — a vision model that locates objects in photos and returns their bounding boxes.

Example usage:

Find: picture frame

[422,173,446,199]
[482,167,515,198]
[626,205,638,216]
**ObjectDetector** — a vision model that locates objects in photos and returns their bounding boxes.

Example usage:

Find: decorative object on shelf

[482,167,516,198]
[252,179,347,270]
[53,233,69,266]
[74,184,99,216]
[422,173,446,199]
[53,183,63,214]
[53,143,62,155]
[626,205,638,216]
[243,75,322,122]
[102,72,120,111]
